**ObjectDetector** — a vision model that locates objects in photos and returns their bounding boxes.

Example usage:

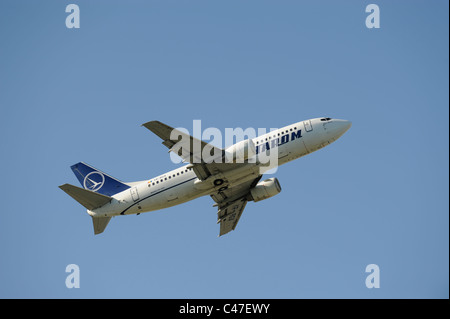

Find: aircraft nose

[326,119,352,140]
[336,120,352,135]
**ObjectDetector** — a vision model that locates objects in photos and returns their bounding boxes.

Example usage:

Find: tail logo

[83,171,105,192]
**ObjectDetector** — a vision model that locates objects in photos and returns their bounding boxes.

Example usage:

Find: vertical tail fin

[70,162,130,196]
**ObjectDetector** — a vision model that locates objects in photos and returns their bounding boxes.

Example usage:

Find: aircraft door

[130,187,140,202]
[303,120,313,132]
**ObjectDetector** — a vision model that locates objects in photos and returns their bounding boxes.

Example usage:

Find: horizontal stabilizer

[59,183,112,210]
[92,216,111,235]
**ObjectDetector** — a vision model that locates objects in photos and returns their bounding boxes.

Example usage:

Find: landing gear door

[130,187,140,202]
[303,120,313,132]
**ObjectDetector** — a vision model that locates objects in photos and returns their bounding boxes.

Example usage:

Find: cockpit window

[320,118,332,121]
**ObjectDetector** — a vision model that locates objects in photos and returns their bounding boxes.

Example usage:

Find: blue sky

[0,0,448,298]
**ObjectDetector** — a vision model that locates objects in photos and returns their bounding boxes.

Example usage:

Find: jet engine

[224,139,256,163]
[249,177,282,202]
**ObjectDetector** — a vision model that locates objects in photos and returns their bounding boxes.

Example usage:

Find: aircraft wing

[216,197,248,236]
[142,121,224,164]
[212,176,262,237]
[142,121,251,180]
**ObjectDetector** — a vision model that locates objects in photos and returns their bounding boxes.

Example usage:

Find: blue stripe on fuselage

[119,176,197,215]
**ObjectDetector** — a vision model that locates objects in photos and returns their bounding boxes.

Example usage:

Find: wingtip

[142,120,158,126]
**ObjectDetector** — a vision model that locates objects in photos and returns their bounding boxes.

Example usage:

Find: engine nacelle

[249,177,282,202]
[224,139,256,163]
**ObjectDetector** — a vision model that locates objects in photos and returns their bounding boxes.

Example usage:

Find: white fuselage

[89,118,351,218]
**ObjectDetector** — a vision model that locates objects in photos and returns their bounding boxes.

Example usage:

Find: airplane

[59,117,351,236]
